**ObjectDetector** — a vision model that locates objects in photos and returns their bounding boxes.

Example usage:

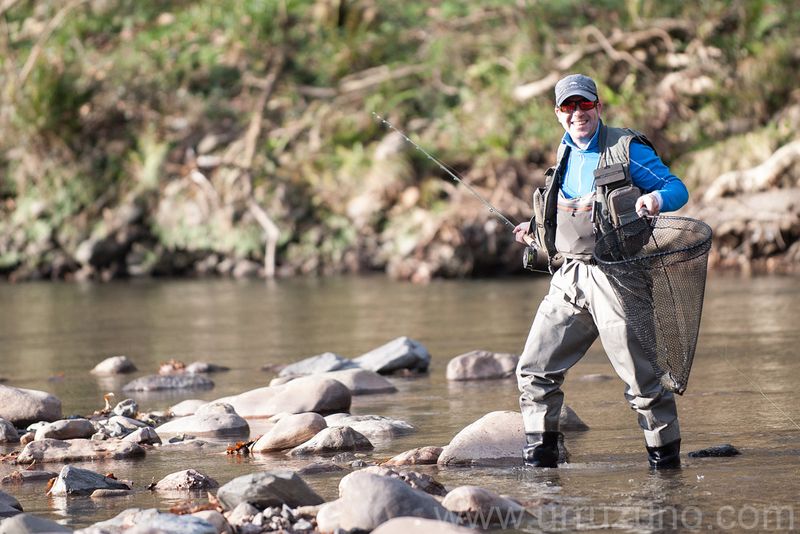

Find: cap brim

[556,89,597,106]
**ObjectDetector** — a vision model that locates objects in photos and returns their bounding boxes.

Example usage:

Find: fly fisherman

[513,74,689,469]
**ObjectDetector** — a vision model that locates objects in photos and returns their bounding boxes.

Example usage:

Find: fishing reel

[522,244,549,273]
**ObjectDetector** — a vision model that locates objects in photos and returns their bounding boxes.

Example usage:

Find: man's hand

[513,221,532,244]
[635,192,661,216]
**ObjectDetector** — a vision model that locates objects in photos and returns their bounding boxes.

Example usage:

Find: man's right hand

[513,221,532,244]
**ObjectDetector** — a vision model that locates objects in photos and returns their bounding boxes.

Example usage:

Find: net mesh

[593,216,712,394]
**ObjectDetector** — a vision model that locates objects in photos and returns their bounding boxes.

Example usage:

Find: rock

[94,415,148,438]
[122,426,161,445]
[192,510,232,534]
[252,413,327,453]
[324,414,414,440]
[169,399,207,416]
[85,508,217,534]
[316,471,453,532]
[122,374,214,391]
[185,361,230,374]
[34,418,95,441]
[217,376,351,418]
[90,489,132,498]
[0,418,19,443]
[48,465,130,496]
[688,444,741,458]
[16,438,145,464]
[296,462,347,476]
[0,385,62,426]
[0,513,71,533]
[360,466,447,496]
[0,490,22,513]
[1,470,57,485]
[0,503,20,519]
[288,426,373,456]
[441,486,530,526]
[155,402,249,438]
[559,405,589,431]
[354,336,431,374]
[112,399,138,418]
[90,355,137,375]
[278,352,358,377]
[316,368,397,395]
[215,471,324,511]
[383,446,443,466]
[155,469,218,491]
[437,410,569,467]
[225,502,259,527]
[372,517,476,534]
[445,350,518,380]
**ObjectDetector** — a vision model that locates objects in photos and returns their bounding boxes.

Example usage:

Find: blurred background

[1,0,798,283]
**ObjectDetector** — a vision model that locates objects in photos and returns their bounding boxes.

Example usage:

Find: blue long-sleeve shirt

[560,123,689,212]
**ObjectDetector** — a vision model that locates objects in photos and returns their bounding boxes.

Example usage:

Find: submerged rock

[288,426,373,456]
[48,465,130,496]
[90,355,137,375]
[0,513,71,533]
[441,485,530,525]
[185,361,230,374]
[122,374,214,392]
[383,446,443,466]
[688,444,741,458]
[155,469,219,491]
[1,470,57,485]
[278,352,358,377]
[0,385,62,427]
[445,350,519,381]
[215,471,324,511]
[252,412,327,453]
[354,336,431,374]
[85,508,217,534]
[16,438,145,464]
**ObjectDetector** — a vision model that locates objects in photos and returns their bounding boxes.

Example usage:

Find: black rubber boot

[646,439,681,469]
[523,431,561,468]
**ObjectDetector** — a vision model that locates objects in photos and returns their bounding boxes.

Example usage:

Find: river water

[1,274,798,532]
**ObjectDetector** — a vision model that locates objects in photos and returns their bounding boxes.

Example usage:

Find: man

[512,74,689,469]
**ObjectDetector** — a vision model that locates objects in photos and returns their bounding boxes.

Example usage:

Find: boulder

[383,446,443,466]
[0,385,62,426]
[0,418,19,443]
[316,471,452,532]
[437,410,570,467]
[0,513,71,533]
[324,414,414,440]
[372,517,476,534]
[288,426,373,456]
[122,427,161,445]
[251,413,327,453]
[34,418,95,441]
[441,486,530,526]
[445,350,518,381]
[85,508,217,534]
[316,368,397,395]
[215,471,324,511]
[155,469,218,491]
[278,352,358,377]
[155,402,248,438]
[169,399,206,416]
[354,336,431,374]
[47,465,130,496]
[16,438,145,464]
[122,374,214,391]
[217,376,351,418]
[90,355,137,375]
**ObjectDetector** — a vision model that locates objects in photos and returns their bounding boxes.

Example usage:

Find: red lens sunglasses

[558,99,598,113]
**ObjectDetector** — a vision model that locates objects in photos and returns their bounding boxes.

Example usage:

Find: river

[1,274,798,532]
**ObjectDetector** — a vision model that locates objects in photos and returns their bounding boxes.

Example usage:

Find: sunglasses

[558,99,598,113]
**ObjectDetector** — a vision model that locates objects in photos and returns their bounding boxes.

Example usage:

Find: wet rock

[17,438,145,464]
[215,470,324,511]
[354,336,431,374]
[48,465,130,496]
[0,418,19,443]
[122,374,214,392]
[169,399,206,416]
[90,489,132,499]
[95,415,149,438]
[441,485,530,525]
[297,462,347,476]
[0,513,71,533]
[446,350,519,381]
[438,410,569,467]
[112,399,138,418]
[278,352,358,377]
[18,432,34,445]
[34,418,95,441]
[288,426,373,456]
[85,508,217,534]
[361,466,448,497]
[383,446,443,466]
[155,402,249,438]
[316,471,452,532]
[317,368,397,395]
[192,510,233,534]
[217,376,351,418]
[324,414,414,440]
[252,412,327,453]
[90,355,137,375]
[0,490,22,516]
[122,426,161,445]
[1,470,57,485]
[155,469,218,491]
[0,385,62,426]
[372,517,476,534]
[226,502,260,527]
[688,444,741,458]
[185,361,230,374]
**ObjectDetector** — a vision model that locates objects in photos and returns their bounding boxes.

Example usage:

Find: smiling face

[555,97,602,149]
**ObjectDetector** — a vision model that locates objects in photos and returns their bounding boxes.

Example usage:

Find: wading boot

[646,439,681,469]
[523,431,561,468]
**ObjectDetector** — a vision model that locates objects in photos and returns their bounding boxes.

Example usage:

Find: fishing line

[372,112,519,230]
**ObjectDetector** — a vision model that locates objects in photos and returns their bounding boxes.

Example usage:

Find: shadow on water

[0,274,798,531]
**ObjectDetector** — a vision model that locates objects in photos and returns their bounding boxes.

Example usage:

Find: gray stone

[324,414,414,440]
[90,489,132,498]
[216,376,351,418]
[441,485,530,525]
[252,412,327,453]
[0,385,62,426]
[34,418,95,441]
[95,415,148,438]
[48,465,130,496]
[90,355,137,375]
[354,336,431,374]
[185,361,230,374]
[169,399,206,416]
[360,466,447,497]
[0,490,21,513]
[192,510,232,534]
[317,368,397,395]
[0,513,71,533]
[288,426,373,456]
[122,427,161,445]
[155,469,218,491]
[112,399,139,418]
[17,438,145,464]
[383,446,443,466]
[372,517,475,534]
[278,352,358,377]
[83,508,216,534]
[215,471,324,511]
[1,470,57,485]
[155,402,248,438]
[0,418,19,443]
[225,502,259,527]
[445,350,519,381]
[122,374,214,391]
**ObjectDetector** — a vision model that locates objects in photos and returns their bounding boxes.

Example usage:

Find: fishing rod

[371,112,519,231]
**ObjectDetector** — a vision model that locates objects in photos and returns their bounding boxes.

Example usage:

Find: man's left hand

[635,193,661,216]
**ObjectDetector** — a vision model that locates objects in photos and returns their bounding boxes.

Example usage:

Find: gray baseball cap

[554,74,598,105]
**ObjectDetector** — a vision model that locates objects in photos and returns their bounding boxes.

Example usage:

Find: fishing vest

[530,124,656,272]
